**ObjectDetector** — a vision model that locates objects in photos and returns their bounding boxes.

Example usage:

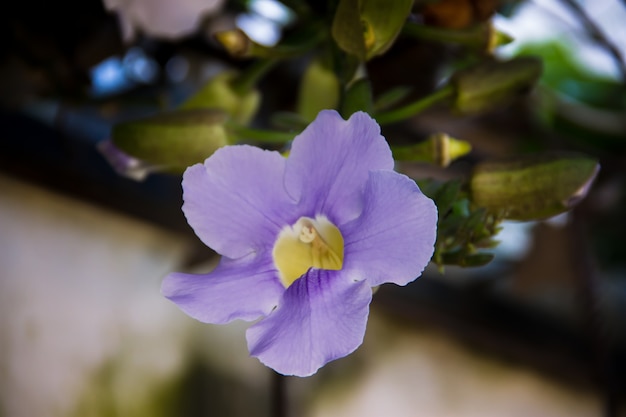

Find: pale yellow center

[272,216,344,288]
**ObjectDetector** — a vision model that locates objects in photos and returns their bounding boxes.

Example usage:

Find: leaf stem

[271,371,287,417]
[402,22,484,47]
[226,121,297,144]
[375,84,455,125]
[231,59,279,96]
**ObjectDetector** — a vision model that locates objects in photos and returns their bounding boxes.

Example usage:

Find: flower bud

[450,57,543,114]
[392,133,472,166]
[470,151,599,220]
[111,109,229,173]
[97,139,155,181]
[180,71,260,125]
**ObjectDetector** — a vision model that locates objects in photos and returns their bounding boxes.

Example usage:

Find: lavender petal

[342,170,437,287]
[246,269,372,376]
[183,145,297,259]
[284,111,394,226]
[162,253,284,324]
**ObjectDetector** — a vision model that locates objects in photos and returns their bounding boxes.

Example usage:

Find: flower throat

[272,216,344,288]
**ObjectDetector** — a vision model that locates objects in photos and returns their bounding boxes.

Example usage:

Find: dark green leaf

[341,78,373,118]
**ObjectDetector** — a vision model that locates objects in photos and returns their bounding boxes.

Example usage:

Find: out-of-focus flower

[162,110,437,376]
[97,139,157,181]
[103,0,225,41]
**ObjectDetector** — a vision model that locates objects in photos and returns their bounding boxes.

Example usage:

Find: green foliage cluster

[419,180,501,269]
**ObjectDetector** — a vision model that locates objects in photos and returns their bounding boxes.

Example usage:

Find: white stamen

[299,225,316,243]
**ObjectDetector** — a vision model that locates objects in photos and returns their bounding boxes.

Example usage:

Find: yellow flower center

[272,216,344,288]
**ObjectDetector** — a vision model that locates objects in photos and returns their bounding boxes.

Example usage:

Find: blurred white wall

[0,175,196,417]
[309,314,599,417]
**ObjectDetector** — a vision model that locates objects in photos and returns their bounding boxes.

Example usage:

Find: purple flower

[162,110,437,376]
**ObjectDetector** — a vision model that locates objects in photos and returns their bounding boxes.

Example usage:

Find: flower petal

[183,145,296,259]
[161,253,284,324]
[284,110,394,225]
[342,170,437,287]
[246,269,372,376]
[106,0,224,41]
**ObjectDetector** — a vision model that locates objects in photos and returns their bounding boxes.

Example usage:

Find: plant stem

[569,207,619,417]
[231,59,279,96]
[226,121,297,144]
[402,22,485,47]
[558,0,626,84]
[375,84,455,125]
[271,371,287,417]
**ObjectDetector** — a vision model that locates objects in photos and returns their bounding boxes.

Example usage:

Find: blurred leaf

[361,0,414,59]
[434,180,462,217]
[332,0,366,60]
[419,179,502,269]
[298,57,340,122]
[441,251,495,267]
[518,41,626,109]
[112,109,229,173]
[403,20,512,55]
[332,0,413,60]
[373,86,412,112]
[516,42,626,152]
[180,71,260,125]
[470,151,600,220]
[271,111,309,131]
[450,57,543,114]
[341,78,373,117]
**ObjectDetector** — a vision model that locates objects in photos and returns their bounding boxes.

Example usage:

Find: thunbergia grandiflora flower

[162,110,437,376]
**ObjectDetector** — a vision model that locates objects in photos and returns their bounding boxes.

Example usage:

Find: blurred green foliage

[419,179,501,269]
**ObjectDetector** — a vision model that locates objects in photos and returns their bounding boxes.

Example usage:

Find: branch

[559,0,626,83]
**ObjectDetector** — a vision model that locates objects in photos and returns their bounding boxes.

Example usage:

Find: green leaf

[433,180,462,217]
[332,0,413,60]
[450,57,543,115]
[361,0,414,59]
[298,57,340,122]
[180,71,260,125]
[112,109,229,172]
[332,0,367,60]
[402,22,513,53]
[271,111,309,131]
[470,151,600,220]
[463,253,496,267]
[419,178,503,269]
[373,86,412,112]
[341,78,373,117]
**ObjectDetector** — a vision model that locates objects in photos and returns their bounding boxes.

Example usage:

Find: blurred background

[1,0,626,416]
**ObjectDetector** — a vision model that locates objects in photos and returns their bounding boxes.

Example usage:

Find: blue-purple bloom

[162,110,437,376]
